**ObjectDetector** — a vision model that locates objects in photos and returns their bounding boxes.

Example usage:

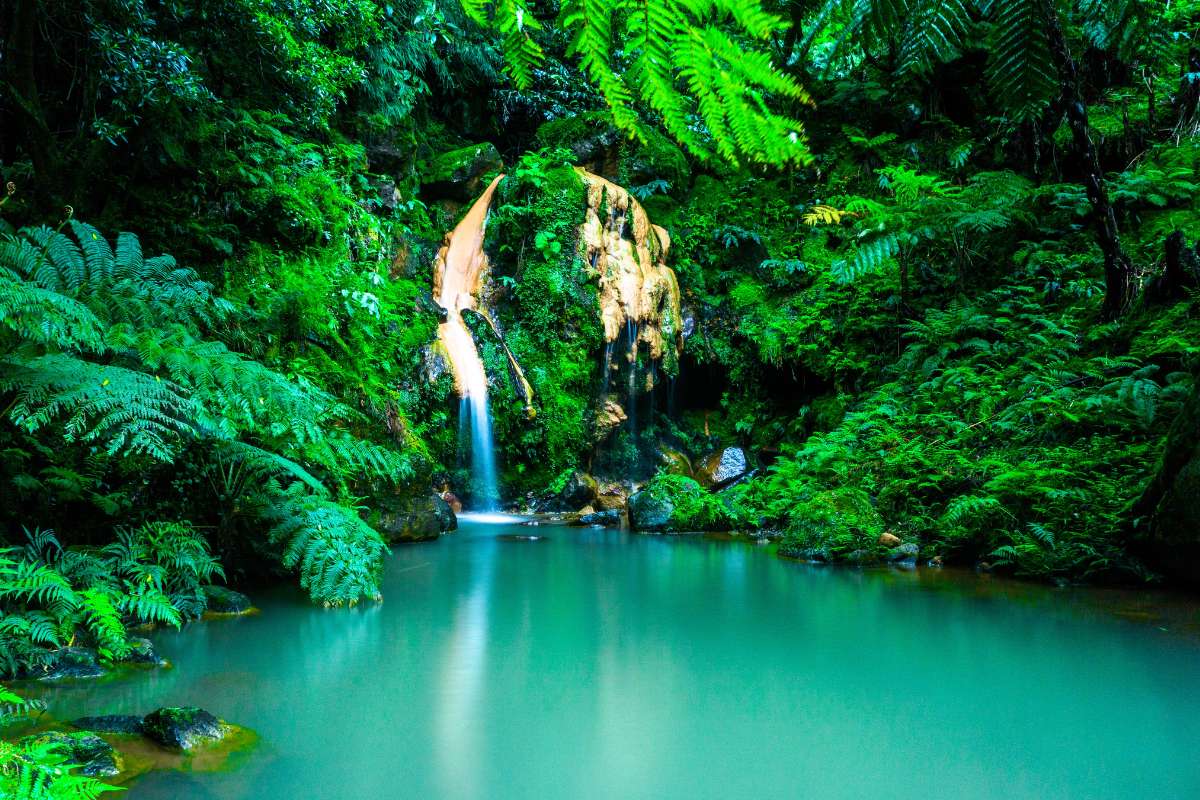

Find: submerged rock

[696,447,748,488]
[74,714,146,735]
[21,731,122,777]
[628,490,674,531]
[143,707,228,751]
[203,585,253,615]
[578,509,622,527]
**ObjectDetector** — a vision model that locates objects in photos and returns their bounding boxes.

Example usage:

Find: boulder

[41,647,104,680]
[73,715,145,735]
[878,531,902,548]
[20,731,121,777]
[578,509,622,527]
[889,542,919,562]
[441,491,464,514]
[379,493,457,543]
[121,636,167,666]
[142,707,228,751]
[628,490,674,531]
[203,585,253,615]
[421,143,502,202]
[594,491,627,511]
[696,447,748,488]
[559,471,599,508]
[657,446,693,477]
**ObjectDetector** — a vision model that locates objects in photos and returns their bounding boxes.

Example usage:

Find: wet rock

[73,715,145,735]
[594,491,627,511]
[422,143,502,202]
[696,447,748,488]
[41,647,104,680]
[142,707,228,751]
[889,542,920,562]
[121,636,167,666]
[379,493,457,543]
[441,491,463,514]
[559,471,599,508]
[593,398,628,443]
[578,509,622,527]
[628,490,674,531]
[657,446,693,477]
[203,585,253,615]
[877,531,903,548]
[21,731,122,777]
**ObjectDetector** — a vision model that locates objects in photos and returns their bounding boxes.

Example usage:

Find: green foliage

[0,524,224,677]
[0,686,119,799]
[465,0,811,166]
[641,474,736,531]
[0,220,409,606]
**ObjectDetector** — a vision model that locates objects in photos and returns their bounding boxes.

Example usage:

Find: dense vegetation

[2,0,1198,751]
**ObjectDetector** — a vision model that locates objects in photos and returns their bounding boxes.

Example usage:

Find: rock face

[422,143,502,202]
[21,731,122,777]
[380,493,457,543]
[560,471,599,508]
[203,585,253,615]
[579,169,683,374]
[628,490,674,531]
[696,447,748,488]
[142,707,228,751]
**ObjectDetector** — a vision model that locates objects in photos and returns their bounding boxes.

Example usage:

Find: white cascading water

[436,175,504,510]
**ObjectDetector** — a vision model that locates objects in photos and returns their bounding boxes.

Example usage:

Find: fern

[262,485,387,606]
[471,0,811,166]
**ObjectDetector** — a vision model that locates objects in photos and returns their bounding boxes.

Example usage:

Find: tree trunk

[1041,0,1137,317]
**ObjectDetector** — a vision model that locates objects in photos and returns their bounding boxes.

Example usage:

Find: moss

[621,126,689,190]
[640,474,735,531]
[425,142,501,185]
[777,489,887,563]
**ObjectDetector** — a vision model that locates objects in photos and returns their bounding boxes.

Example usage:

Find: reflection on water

[19,520,1200,800]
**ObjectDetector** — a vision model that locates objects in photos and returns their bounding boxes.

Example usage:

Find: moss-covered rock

[142,707,228,751]
[202,585,253,615]
[20,731,122,777]
[378,493,457,543]
[778,488,886,562]
[629,487,675,531]
[422,142,502,202]
[629,474,733,532]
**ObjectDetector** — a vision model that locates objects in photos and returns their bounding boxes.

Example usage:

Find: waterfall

[436,175,504,510]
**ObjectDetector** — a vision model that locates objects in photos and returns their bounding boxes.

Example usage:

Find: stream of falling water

[437,175,504,509]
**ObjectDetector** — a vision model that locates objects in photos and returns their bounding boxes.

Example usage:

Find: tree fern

[470,0,811,166]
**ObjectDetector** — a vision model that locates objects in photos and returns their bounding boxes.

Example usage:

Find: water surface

[32,517,1200,799]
